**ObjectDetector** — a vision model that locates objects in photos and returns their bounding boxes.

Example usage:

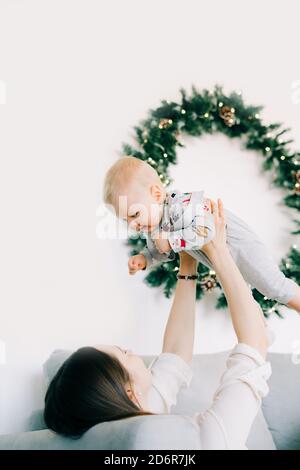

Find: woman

[44,199,272,449]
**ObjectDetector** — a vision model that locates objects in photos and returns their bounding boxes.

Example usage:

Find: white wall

[0,0,299,435]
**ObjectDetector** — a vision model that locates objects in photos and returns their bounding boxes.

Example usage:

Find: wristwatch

[176,274,199,280]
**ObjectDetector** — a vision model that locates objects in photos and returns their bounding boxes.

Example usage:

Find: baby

[103,156,300,312]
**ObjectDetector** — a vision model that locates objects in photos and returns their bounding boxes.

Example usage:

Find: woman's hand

[154,232,172,254]
[201,199,228,260]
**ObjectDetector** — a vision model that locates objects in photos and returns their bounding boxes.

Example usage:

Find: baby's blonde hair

[103,156,162,209]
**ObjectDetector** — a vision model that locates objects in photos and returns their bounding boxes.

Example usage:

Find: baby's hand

[128,254,147,275]
[204,197,212,213]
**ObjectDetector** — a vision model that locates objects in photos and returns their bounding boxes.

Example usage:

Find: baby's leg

[286,285,300,313]
[234,240,299,311]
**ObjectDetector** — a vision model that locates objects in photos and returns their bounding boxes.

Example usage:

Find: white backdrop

[0,0,299,435]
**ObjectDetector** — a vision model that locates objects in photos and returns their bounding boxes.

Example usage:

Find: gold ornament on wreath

[219,105,236,127]
[199,274,218,292]
[158,118,173,129]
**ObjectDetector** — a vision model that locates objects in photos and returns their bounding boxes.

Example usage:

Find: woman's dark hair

[44,346,153,439]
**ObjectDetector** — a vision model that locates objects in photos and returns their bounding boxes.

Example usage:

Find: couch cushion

[0,414,202,450]
[261,353,300,450]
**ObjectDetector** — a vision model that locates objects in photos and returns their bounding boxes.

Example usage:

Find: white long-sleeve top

[147,343,272,450]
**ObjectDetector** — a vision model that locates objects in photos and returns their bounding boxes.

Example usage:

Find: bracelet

[176,274,199,281]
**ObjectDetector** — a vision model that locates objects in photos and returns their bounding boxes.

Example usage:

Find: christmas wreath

[122,85,300,317]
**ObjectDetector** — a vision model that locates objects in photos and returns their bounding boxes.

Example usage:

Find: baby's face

[117,181,164,233]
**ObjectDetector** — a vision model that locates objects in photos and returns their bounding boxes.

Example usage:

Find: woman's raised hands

[201,198,228,259]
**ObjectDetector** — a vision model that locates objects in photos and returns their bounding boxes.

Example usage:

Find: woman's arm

[162,253,198,363]
[201,199,268,359]
[193,200,271,449]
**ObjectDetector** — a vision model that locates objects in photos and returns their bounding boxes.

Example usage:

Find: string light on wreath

[122,84,300,317]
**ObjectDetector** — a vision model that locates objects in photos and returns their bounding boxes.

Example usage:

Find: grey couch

[0,349,299,450]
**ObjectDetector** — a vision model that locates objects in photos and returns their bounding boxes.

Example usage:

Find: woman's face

[94,344,152,399]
